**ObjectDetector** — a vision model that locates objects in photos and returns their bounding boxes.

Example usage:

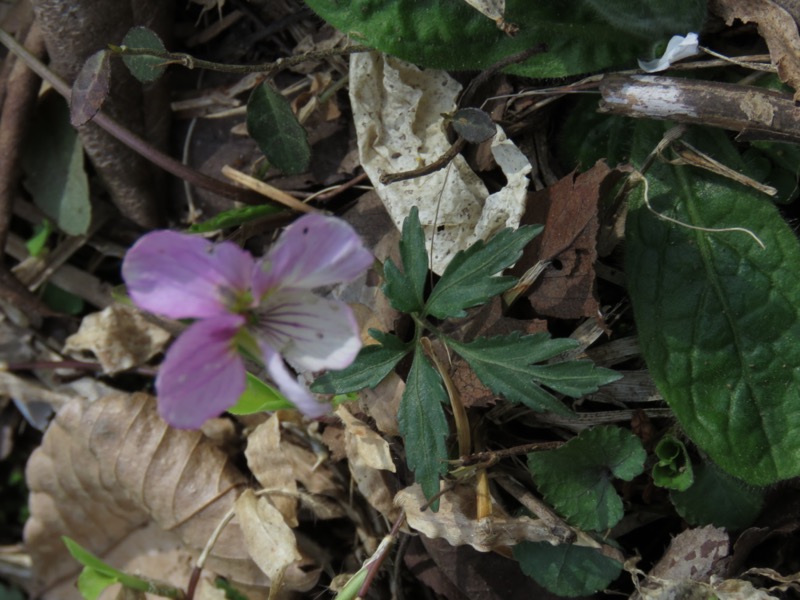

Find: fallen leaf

[710,0,800,101]
[63,304,170,374]
[23,393,269,598]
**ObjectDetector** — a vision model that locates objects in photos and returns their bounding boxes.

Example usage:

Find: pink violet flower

[121,214,373,429]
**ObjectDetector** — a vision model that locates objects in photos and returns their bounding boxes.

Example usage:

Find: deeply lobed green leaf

[383,206,429,313]
[425,225,542,319]
[527,426,646,531]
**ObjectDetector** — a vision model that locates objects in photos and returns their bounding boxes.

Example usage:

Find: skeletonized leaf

[247,83,311,175]
[70,50,110,127]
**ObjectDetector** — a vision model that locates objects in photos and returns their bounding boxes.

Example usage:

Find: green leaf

[514,541,622,597]
[21,94,90,236]
[425,226,542,319]
[42,284,84,315]
[227,373,293,415]
[77,569,118,600]
[652,434,694,491]
[247,83,311,175]
[383,206,429,313]
[187,203,285,233]
[670,462,764,530]
[626,126,800,485]
[399,348,449,509]
[527,426,646,530]
[25,220,52,257]
[312,331,411,394]
[120,26,167,83]
[305,0,706,77]
[446,332,619,416]
[214,578,250,600]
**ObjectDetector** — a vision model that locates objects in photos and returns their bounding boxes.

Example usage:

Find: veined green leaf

[446,332,619,416]
[514,541,622,597]
[312,331,410,394]
[425,226,542,319]
[627,126,800,485]
[527,426,646,531]
[398,348,449,510]
[247,83,310,175]
[383,206,429,313]
[305,0,706,77]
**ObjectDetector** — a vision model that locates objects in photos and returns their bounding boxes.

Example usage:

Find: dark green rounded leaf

[247,83,311,175]
[121,26,167,83]
[451,108,495,143]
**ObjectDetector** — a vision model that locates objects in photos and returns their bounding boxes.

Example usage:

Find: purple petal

[122,231,254,319]
[258,341,331,418]
[252,215,373,295]
[156,315,246,428]
[252,289,362,371]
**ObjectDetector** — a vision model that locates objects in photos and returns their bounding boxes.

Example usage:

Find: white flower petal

[638,33,700,73]
[258,341,332,418]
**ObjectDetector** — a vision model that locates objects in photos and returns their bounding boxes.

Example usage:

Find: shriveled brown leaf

[357,371,404,437]
[63,304,170,374]
[711,0,800,101]
[395,484,559,552]
[23,392,268,598]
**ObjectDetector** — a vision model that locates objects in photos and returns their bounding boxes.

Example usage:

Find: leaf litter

[2,1,800,599]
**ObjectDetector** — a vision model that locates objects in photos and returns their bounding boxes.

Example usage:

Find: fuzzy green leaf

[312,331,410,394]
[627,126,800,485]
[305,0,706,77]
[398,349,449,509]
[528,426,646,531]
[425,226,542,319]
[446,333,619,416]
[383,206,429,313]
[514,541,622,597]
[670,462,764,530]
[21,94,90,236]
[247,83,310,175]
[120,27,167,83]
[187,204,284,233]
[652,434,693,491]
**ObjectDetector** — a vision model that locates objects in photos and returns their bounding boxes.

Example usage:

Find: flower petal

[156,315,246,428]
[253,289,362,371]
[258,341,331,418]
[638,32,700,73]
[123,230,254,319]
[252,214,373,294]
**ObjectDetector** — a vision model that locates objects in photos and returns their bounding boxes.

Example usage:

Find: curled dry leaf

[395,484,561,553]
[23,392,268,598]
[349,52,531,274]
[337,406,400,520]
[63,304,170,374]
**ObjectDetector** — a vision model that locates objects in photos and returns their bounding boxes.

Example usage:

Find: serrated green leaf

[120,27,167,83]
[514,541,622,597]
[398,349,449,510]
[525,361,623,397]
[312,332,410,394]
[528,426,646,530]
[626,126,800,485]
[425,226,542,319]
[227,373,293,415]
[187,204,285,233]
[670,462,764,530]
[21,94,90,236]
[652,434,693,491]
[305,0,705,77]
[247,83,310,175]
[446,332,604,416]
[383,206,428,313]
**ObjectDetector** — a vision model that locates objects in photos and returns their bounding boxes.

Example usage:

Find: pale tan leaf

[395,484,560,552]
[23,392,268,598]
[63,304,170,374]
[234,490,302,583]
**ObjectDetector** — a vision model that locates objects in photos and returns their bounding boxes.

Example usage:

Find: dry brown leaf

[234,489,318,591]
[23,392,268,598]
[63,304,170,374]
[511,162,615,320]
[337,406,399,520]
[395,484,559,552]
[356,371,404,437]
[711,0,800,100]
